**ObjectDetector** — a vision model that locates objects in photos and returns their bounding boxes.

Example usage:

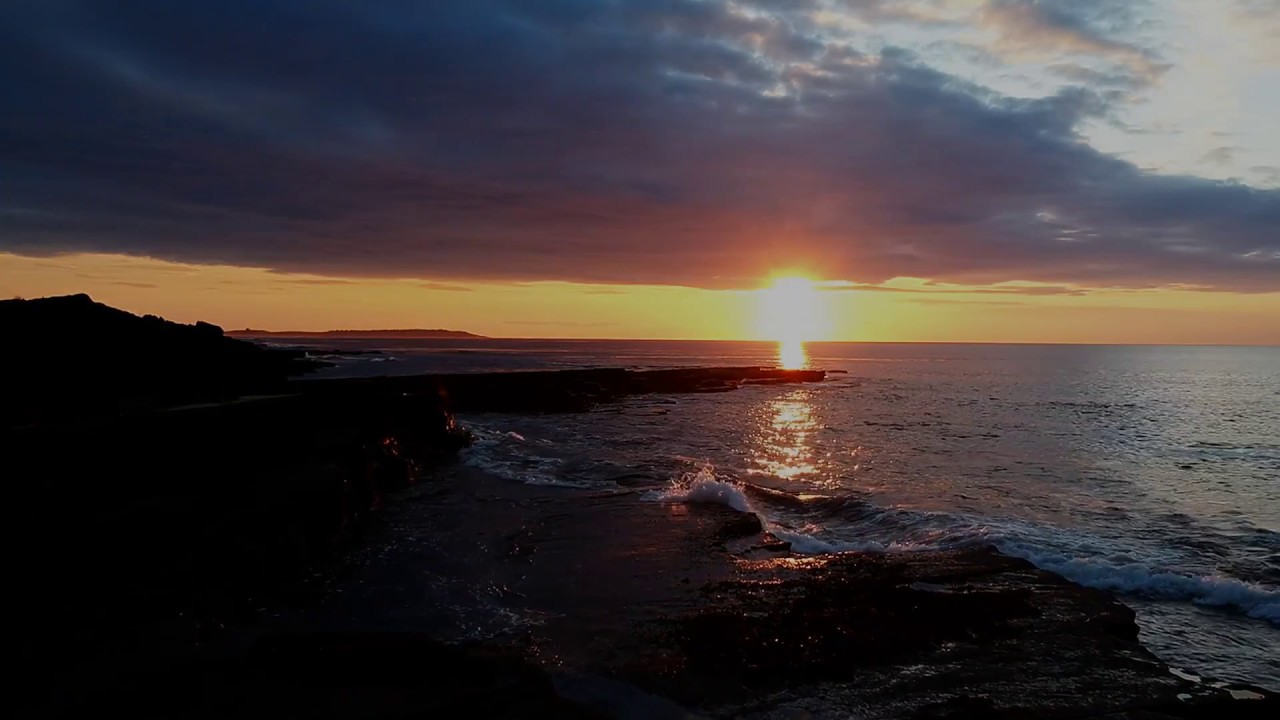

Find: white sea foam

[999,541,1280,625]
[643,466,752,513]
[646,467,1280,626]
[644,466,903,553]
[478,436,1280,628]
[462,427,597,488]
[769,527,888,554]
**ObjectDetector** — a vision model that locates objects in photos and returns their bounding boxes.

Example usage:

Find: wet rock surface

[12,428,1275,717]
[88,633,608,719]
[634,550,1271,718]
[248,468,1276,719]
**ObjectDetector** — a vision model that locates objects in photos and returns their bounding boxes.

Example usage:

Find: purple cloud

[0,0,1275,291]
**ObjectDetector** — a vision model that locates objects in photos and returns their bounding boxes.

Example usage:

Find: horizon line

[254,334,1280,348]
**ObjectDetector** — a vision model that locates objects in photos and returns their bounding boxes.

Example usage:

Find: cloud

[967,286,1089,296]
[823,282,1089,296]
[978,1,1168,84]
[828,0,962,27]
[504,321,616,327]
[0,0,1276,292]
[419,282,475,292]
[820,283,922,293]
[1045,62,1146,90]
[1201,147,1239,166]
[1232,0,1280,64]
[285,278,357,286]
[1252,166,1280,185]
[907,298,1026,306]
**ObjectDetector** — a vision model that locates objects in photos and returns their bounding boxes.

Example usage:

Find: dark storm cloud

[1,0,1277,290]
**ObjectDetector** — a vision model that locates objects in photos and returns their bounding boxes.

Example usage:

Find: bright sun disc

[755,275,827,369]
[756,276,825,342]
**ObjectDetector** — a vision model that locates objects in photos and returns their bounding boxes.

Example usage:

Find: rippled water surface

[301,339,1279,688]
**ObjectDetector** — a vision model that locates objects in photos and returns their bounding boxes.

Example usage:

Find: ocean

[294,338,1279,689]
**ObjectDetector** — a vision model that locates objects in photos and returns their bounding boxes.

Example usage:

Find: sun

[756,275,826,342]
[755,275,829,369]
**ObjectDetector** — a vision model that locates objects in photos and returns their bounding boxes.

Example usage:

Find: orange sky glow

[5,252,1278,345]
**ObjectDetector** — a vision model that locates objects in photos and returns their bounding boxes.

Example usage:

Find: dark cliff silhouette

[0,293,326,426]
[3,295,475,714]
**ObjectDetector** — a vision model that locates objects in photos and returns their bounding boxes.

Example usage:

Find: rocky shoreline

[11,378,1277,717]
[299,365,827,413]
[4,296,1275,717]
[216,465,1273,720]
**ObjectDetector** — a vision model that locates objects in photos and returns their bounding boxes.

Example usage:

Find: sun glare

[778,338,809,370]
[756,275,827,369]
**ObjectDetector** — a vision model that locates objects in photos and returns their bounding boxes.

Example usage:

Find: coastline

[259,461,1276,718]
[5,342,1274,715]
[37,457,1273,717]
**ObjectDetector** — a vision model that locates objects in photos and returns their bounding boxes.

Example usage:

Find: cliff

[0,294,329,426]
[8,386,474,714]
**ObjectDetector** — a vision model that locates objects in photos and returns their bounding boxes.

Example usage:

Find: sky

[2,1,1278,343]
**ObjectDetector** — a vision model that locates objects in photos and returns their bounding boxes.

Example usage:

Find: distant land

[228,328,488,339]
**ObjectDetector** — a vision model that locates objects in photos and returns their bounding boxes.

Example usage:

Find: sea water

[296,339,1279,688]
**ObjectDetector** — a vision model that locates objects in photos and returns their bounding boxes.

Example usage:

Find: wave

[642,466,752,513]
[768,527,890,554]
[462,427,600,488]
[465,430,1280,628]
[998,541,1280,624]
[642,468,870,552]
[644,466,1280,626]
[642,467,956,554]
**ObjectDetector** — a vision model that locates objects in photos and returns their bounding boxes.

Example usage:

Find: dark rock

[291,470,1276,719]
[7,387,471,714]
[908,695,998,719]
[301,366,827,414]
[0,294,330,427]
[602,547,1273,717]
[78,633,607,718]
[757,534,793,553]
[714,510,765,543]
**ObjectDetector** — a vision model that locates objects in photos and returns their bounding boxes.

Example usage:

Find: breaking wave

[465,427,1280,628]
[461,426,599,488]
[642,466,967,554]
[642,466,752,513]
[644,465,1280,626]
[999,541,1280,625]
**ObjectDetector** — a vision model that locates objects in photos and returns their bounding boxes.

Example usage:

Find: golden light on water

[756,275,827,369]
[749,389,820,481]
[778,338,808,370]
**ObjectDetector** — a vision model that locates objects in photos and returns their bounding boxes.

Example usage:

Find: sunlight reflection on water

[778,339,808,369]
[750,389,821,482]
